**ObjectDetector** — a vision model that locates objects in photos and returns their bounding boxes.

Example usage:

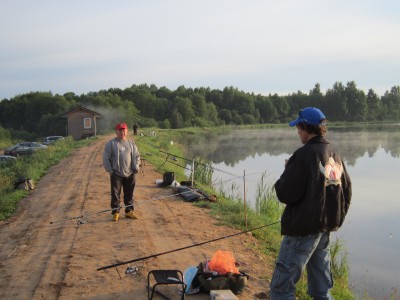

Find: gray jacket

[103,138,140,177]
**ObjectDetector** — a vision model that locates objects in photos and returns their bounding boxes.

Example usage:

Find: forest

[0,81,399,140]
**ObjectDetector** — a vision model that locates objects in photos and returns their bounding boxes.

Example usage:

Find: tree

[325,82,347,121]
[0,126,11,140]
[170,108,184,128]
[206,102,219,125]
[231,110,243,125]
[221,86,240,111]
[171,96,195,127]
[366,89,383,121]
[155,86,172,100]
[153,98,169,122]
[173,85,193,98]
[0,92,70,135]
[218,109,233,124]
[129,88,157,118]
[191,93,208,118]
[287,90,310,118]
[270,94,289,122]
[309,83,325,108]
[160,119,171,129]
[381,86,400,119]
[345,81,367,121]
[207,89,223,108]
[256,97,278,123]
[242,113,257,124]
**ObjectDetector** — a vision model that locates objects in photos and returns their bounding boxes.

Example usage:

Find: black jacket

[274,135,352,236]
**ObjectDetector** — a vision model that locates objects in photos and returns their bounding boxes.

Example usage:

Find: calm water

[185,125,400,299]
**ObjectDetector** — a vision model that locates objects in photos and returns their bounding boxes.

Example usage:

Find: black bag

[163,172,175,185]
[192,263,249,295]
[14,177,35,191]
[176,186,201,202]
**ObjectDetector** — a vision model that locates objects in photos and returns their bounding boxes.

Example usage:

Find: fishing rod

[97,220,281,271]
[49,208,112,224]
[49,189,205,225]
[159,150,239,178]
[162,158,192,171]
[159,150,194,163]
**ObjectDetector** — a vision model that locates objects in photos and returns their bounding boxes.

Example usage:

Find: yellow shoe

[125,211,138,219]
[112,213,119,221]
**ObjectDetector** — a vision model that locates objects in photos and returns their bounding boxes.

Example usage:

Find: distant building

[64,106,101,140]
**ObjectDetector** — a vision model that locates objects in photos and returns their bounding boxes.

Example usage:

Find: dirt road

[0,135,273,299]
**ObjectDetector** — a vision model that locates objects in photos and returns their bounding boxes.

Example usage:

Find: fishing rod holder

[125,266,138,275]
[77,219,87,225]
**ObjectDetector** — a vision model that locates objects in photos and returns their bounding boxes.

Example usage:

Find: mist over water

[185,125,400,298]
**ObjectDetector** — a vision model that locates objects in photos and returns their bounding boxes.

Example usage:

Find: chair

[147,269,186,300]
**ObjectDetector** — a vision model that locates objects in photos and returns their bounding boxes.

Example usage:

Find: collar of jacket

[306,135,329,145]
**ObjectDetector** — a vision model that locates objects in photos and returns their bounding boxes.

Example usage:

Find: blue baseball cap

[289,107,326,127]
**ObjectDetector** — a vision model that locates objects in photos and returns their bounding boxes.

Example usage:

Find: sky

[1,0,400,100]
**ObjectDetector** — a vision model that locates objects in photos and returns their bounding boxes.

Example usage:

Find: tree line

[0,81,399,140]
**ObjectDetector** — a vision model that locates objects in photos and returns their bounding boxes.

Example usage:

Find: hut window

[84,118,92,129]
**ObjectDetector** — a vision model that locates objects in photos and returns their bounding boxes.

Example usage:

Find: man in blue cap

[270,107,352,300]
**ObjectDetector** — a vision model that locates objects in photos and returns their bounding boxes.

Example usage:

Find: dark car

[43,136,65,145]
[0,155,17,165]
[4,142,47,157]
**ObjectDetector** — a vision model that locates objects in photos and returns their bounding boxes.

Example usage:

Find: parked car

[43,136,65,145]
[4,142,48,157]
[0,155,17,165]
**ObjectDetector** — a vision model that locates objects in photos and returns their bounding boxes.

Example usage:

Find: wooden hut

[64,106,101,140]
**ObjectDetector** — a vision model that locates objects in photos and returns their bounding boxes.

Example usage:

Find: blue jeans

[270,232,333,300]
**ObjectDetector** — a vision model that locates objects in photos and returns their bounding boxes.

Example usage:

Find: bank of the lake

[182,124,400,299]
[138,126,355,299]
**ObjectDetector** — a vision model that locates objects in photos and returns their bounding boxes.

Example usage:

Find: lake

[185,125,400,299]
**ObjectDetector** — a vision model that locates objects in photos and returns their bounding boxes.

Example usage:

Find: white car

[4,142,48,156]
[43,136,65,145]
[0,155,17,164]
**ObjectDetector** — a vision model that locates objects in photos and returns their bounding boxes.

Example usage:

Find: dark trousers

[110,173,136,214]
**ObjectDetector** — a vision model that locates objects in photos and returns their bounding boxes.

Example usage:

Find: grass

[0,137,94,220]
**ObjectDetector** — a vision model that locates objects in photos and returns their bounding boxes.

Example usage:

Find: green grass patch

[0,137,94,220]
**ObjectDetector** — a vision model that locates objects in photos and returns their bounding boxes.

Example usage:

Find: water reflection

[185,124,400,168]
[184,125,400,299]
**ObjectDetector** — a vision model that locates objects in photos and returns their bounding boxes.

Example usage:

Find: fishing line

[49,208,115,224]
[158,151,266,188]
[97,220,281,271]
[212,171,266,185]
[159,150,239,178]
[49,189,206,225]
[162,158,192,171]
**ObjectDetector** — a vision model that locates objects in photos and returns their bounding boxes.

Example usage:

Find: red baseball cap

[115,122,128,130]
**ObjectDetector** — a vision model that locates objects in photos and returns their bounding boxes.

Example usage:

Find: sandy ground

[0,135,273,300]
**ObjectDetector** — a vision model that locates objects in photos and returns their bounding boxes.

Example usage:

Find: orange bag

[207,250,240,275]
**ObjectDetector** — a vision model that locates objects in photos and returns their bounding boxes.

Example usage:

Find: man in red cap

[103,122,141,221]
